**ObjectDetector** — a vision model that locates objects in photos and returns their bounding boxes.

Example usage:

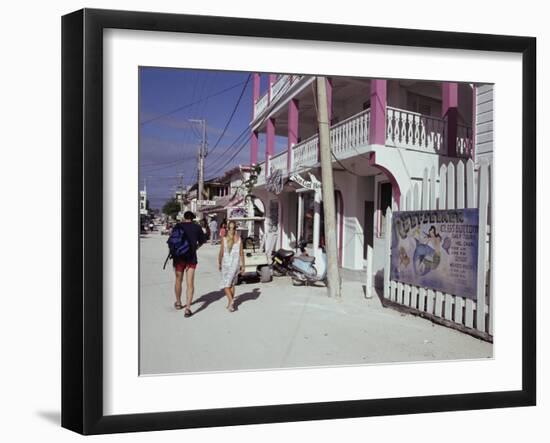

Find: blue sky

[139,67,285,210]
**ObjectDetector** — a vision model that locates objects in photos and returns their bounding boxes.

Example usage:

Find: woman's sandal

[174,302,184,310]
[227,303,235,313]
[184,308,193,317]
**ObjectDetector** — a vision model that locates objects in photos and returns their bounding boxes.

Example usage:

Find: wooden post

[316,76,341,298]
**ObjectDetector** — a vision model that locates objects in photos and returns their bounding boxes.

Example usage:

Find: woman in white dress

[218,221,244,312]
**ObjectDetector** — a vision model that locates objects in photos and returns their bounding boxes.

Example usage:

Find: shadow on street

[234,288,261,310]
[191,290,226,315]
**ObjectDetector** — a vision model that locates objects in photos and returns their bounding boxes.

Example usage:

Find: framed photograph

[62,8,536,435]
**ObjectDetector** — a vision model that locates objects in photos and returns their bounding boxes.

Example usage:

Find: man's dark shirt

[177,221,207,264]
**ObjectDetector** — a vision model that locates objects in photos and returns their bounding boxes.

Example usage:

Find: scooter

[271,240,328,286]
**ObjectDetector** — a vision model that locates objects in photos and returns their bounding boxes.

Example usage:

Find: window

[378,182,392,237]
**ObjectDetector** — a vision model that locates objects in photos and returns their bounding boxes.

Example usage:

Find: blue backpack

[163,224,191,269]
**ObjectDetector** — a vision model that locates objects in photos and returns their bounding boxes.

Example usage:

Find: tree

[162,198,180,219]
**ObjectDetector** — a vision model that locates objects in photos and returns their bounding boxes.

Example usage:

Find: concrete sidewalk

[139,231,492,375]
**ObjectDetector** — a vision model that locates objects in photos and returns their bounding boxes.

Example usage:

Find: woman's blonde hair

[226,220,238,251]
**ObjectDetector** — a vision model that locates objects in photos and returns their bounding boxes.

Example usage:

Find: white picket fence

[383,158,492,338]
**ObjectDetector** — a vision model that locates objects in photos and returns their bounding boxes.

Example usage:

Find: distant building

[139,185,148,216]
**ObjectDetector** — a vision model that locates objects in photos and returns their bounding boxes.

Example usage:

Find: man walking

[209,217,219,244]
[173,211,207,317]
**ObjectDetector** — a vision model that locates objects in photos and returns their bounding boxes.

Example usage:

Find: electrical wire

[139,79,247,126]
[208,74,251,156]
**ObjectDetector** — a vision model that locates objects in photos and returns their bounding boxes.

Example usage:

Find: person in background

[218,220,244,312]
[209,217,219,244]
[173,211,207,317]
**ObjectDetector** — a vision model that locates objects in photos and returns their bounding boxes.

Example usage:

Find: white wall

[475,84,494,165]
[1,1,546,443]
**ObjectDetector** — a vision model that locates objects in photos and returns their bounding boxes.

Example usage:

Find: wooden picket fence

[383,158,492,340]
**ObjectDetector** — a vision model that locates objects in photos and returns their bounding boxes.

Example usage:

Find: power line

[208,74,251,156]
[206,133,252,180]
[139,79,247,126]
[205,124,250,170]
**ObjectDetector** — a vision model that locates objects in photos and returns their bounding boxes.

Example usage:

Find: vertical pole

[442,82,458,157]
[316,76,341,298]
[297,192,303,249]
[369,79,387,146]
[288,99,299,172]
[313,190,321,257]
[266,118,275,176]
[251,73,261,165]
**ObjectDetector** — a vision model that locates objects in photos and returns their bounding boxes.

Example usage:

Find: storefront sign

[227,206,248,219]
[390,208,479,300]
[196,199,216,206]
[289,173,321,191]
[266,168,283,194]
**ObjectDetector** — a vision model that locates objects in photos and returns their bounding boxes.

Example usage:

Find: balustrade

[386,107,446,154]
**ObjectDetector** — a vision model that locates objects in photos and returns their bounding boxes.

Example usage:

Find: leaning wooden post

[316,76,341,298]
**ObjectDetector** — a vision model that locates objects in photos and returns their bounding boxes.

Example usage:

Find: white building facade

[246,74,491,286]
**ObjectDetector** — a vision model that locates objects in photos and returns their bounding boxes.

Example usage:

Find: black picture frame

[62,8,536,435]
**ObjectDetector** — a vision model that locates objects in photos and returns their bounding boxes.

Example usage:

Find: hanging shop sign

[196,199,216,206]
[390,208,479,300]
[266,168,283,194]
[289,173,321,191]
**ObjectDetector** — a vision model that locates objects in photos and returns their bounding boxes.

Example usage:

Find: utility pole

[315,77,341,298]
[190,119,207,216]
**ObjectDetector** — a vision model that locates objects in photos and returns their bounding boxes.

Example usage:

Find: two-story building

[247,74,492,286]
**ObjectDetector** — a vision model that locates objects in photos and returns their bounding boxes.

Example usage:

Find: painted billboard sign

[390,208,479,300]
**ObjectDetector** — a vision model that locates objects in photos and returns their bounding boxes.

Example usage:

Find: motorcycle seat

[278,249,295,259]
[294,255,315,263]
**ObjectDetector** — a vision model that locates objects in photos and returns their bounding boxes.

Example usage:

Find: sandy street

[139,231,492,375]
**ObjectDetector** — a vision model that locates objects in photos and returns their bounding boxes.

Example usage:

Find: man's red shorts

[174,259,197,273]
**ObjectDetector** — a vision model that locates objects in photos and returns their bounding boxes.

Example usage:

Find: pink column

[287,99,299,171]
[369,79,387,146]
[250,131,259,165]
[442,82,458,157]
[250,73,261,165]
[266,117,275,175]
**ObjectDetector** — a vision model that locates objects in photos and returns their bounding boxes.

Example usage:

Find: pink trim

[369,151,401,208]
[369,79,387,146]
[442,82,458,157]
[472,84,476,159]
[250,130,258,165]
[288,99,299,170]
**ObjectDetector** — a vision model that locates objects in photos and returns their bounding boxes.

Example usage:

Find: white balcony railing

[254,75,304,119]
[456,124,473,158]
[270,151,288,176]
[255,107,470,187]
[330,109,370,159]
[386,107,446,154]
[254,94,269,119]
[293,134,319,172]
